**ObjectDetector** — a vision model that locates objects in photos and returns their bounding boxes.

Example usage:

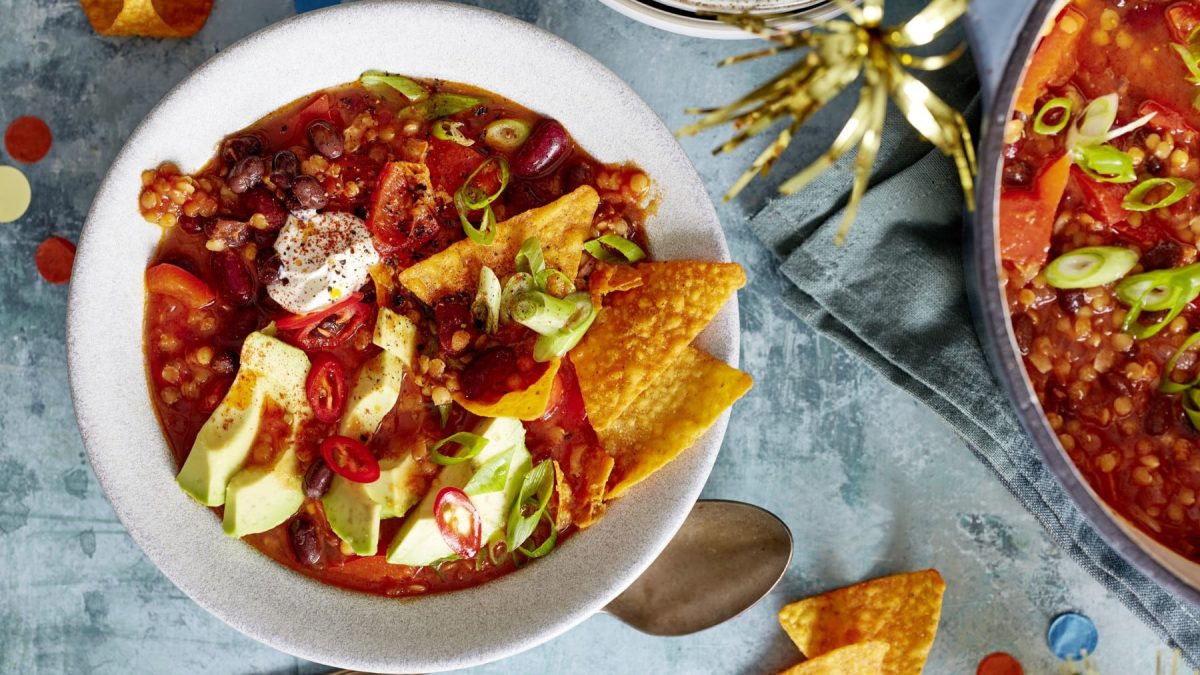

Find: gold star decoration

[677,0,976,244]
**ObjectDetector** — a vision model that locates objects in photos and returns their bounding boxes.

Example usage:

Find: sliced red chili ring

[305,353,347,424]
[277,291,364,330]
[433,487,482,559]
[319,435,380,483]
[292,301,372,350]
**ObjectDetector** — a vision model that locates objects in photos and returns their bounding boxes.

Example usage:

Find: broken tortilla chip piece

[779,641,890,675]
[602,347,751,499]
[573,260,746,430]
[397,186,599,305]
[588,261,644,304]
[80,0,212,37]
[452,358,560,421]
[778,570,946,675]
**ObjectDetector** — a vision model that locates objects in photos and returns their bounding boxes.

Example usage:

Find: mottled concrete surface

[0,0,1170,672]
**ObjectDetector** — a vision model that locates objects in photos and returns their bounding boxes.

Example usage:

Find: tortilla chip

[778,570,946,675]
[451,358,561,421]
[570,445,613,528]
[398,186,599,305]
[588,261,644,304]
[601,347,750,499]
[80,0,212,37]
[573,260,745,430]
[779,642,890,675]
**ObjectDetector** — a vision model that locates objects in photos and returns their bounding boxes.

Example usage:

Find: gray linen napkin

[743,50,1200,664]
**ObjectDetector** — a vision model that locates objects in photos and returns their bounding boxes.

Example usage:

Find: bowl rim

[594,0,845,40]
[65,2,740,671]
[970,0,1200,610]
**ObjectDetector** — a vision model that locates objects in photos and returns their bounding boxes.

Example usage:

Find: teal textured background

[0,0,1167,672]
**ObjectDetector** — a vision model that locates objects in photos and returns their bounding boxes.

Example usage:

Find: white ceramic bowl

[596,0,846,39]
[67,1,738,672]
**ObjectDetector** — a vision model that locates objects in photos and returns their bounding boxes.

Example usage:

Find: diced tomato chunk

[425,139,488,193]
[999,152,1072,268]
[1015,7,1085,116]
[1140,100,1198,141]
[1071,167,1128,226]
[1167,2,1200,42]
[275,93,334,149]
[146,262,215,309]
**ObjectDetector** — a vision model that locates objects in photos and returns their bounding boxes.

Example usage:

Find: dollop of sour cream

[268,211,379,314]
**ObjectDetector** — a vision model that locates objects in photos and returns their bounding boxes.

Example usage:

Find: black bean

[211,352,237,375]
[1013,313,1034,355]
[562,162,594,193]
[221,133,264,164]
[1101,371,1132,396]
[1141,239,1182,270]
[289,516,321,567]
[1146,395,1175,436]
[1145,154,1165,176]
[1002,160,1033,188]
[1058,290,1087,315]
[178,215,211,234]
[304,460,334,499]
[209,250,255,306]
[291,175,328,210]
[307,120,344,159]
[228,155,267,194]
[271,150,300,189]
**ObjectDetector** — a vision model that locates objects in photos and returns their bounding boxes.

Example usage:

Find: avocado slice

[176,332,310,507]
[222,446,305,537]
[321,311,418,555]
[385,417,530,566]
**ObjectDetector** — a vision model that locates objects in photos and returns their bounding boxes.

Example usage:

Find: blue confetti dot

[1047,612,1099,661]
[294,0,341,13]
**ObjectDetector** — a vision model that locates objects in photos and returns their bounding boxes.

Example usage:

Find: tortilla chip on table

[778,569,946,675]
[601,347,751,499]
[778,641,890,675]
[572,259,746,430]
[397,185,599,304]
[80,0,213,38]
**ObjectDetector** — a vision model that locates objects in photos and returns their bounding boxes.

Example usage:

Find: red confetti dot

[977,652,1024,675]
[5,116,52,164]
[36,236,76,285]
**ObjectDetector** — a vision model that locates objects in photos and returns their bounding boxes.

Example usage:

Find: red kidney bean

[228,155,267,194]
[307,120,344,159]
[242,187,287,230]
[257,254,282,286]
[204,218,250,250]
[512,119,571,179]
[209,250,255,306]
[221,133,264,164]
[271,150,300,189]
[304,460,334,499]
[289,516,321,567]
[178,214,212,235]
[291,175,328,210]
[562,161,594,192]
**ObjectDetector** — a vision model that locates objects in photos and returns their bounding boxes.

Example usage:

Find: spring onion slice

[484,118,532,151]
[429,432,490,466]
[463,448,513,496]
[1115,264,1200,339]
[1185,389,1200,432]
[501,272,536,322]
[518,511,558,558]
[455,191,497,246]
[432,119,474,146]
[583,234,647,264]
[424,93,483,119]
[1105,111,1157,142]
[359,70,427,100]
[1074,94,1119,145]
[1174,43,1200,85]
[515,237,546,277]
[458,157,510,210]
[1043,246,1139,289]
[533,292,598,362]
[1161,331,1200,394]
[473,266,501,334]
[436,402,451,428]
[1074,144,1137,184]
[1034,98,1072,136]
[505,460,553,552]
[1123,178,1195,211]
[511,290,577,335]
[534,268,575,294]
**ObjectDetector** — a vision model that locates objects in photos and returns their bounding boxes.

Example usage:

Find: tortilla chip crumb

[601,347,751,500]
[778,641,890,675]
[778,570,946,675]
[574,260,745,430]
[397,186,599,305]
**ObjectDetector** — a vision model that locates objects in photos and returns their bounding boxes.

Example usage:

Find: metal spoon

[602,499,793,636]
